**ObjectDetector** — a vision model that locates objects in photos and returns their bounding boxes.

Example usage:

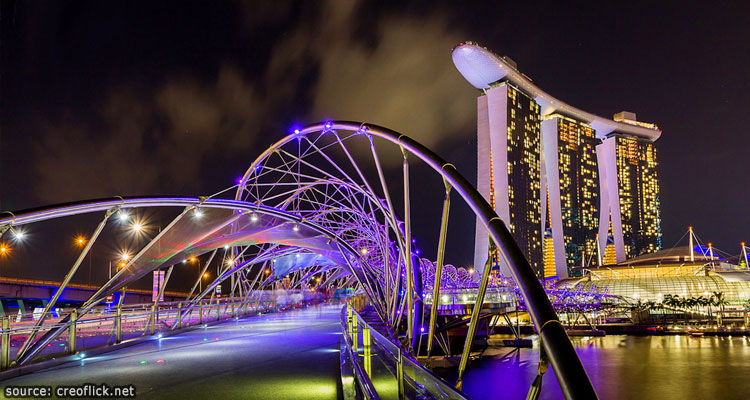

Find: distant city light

[75,236,87,247]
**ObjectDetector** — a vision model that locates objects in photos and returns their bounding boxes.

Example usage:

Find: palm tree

[713,291,728,326]
[663,295,679,325]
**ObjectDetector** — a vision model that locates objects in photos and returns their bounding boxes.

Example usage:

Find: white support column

[473,94,491,274]
[486,85,512,276]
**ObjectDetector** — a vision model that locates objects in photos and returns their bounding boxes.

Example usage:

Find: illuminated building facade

[453,42,662,279]
[475,82,543,277]
[542,115,600,278]
[597,132,662,261]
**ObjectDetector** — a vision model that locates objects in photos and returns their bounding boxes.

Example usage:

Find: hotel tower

[452,42,662,279]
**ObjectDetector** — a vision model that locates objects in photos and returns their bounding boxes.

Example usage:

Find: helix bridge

[0,122,598,399]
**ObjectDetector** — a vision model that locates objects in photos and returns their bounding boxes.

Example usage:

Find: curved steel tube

[1,196,380,365]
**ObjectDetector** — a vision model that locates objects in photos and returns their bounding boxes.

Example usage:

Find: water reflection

[449,335,750,399]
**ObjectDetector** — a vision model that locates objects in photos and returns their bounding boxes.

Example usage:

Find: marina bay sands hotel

[452,42,662,279]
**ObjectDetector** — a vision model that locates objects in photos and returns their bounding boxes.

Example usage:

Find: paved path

[1,304,345,399]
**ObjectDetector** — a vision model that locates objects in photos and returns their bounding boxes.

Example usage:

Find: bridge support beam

[456,250,493,389]
[427,178,451,357]
[115,305,122,344]
[401,147,416,350]
[1,317,9,370]
[68,310,77,355]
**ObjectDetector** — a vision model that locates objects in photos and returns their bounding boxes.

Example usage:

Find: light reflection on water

[453,335,750,399]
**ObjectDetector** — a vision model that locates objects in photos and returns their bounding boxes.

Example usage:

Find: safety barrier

[340,304,469,400]
[0,291,323,372]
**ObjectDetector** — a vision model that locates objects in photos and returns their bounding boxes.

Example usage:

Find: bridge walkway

[1,303,345,400]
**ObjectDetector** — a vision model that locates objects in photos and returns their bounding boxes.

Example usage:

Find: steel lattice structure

[0,121,596,399]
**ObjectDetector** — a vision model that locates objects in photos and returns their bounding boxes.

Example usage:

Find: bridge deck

[1,304,344,399]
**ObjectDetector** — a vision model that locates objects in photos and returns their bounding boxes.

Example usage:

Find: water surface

[455,334,750,399]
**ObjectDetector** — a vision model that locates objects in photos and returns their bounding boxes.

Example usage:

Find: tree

[713,291,728,326]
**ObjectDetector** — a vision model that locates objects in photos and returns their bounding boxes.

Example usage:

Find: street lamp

[110,252,131,279]
[74,236,87,247]
[200,272,209,292]
[74,235,92,285]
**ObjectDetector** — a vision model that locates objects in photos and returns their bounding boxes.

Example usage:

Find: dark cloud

[31,0,473,201]
[34,65,265,201]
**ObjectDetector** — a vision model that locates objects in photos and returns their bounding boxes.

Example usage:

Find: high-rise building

[542,115,600,278]
[597,133,662,261]
[452,42,662,279]
[475,82,543,277]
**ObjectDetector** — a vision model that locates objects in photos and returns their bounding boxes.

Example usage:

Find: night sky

[1,1,749,281]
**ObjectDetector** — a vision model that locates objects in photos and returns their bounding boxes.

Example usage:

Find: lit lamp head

[74,236,87,247]
[11,228,25,242]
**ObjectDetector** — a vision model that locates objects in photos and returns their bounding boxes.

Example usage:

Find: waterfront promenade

[1,304,343,399]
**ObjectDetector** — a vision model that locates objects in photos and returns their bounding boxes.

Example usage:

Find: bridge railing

[0,291,324,371]
[340,304,469,400]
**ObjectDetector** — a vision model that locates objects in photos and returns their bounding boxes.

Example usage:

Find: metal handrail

[341,304,469,400]
[0,294,321,371]
[340,315,381,399]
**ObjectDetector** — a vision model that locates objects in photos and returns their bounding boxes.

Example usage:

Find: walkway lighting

[118,210,129,222]
[194,208,203,219]
[120,252,131,261]
[360,248,368,255]
[250,213,259,222]
[131,223,143,233]
[12,229,25,242]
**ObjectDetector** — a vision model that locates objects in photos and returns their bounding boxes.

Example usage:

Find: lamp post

[200,272,209,293]
[110,252,130,280]
[74,236,91,285]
